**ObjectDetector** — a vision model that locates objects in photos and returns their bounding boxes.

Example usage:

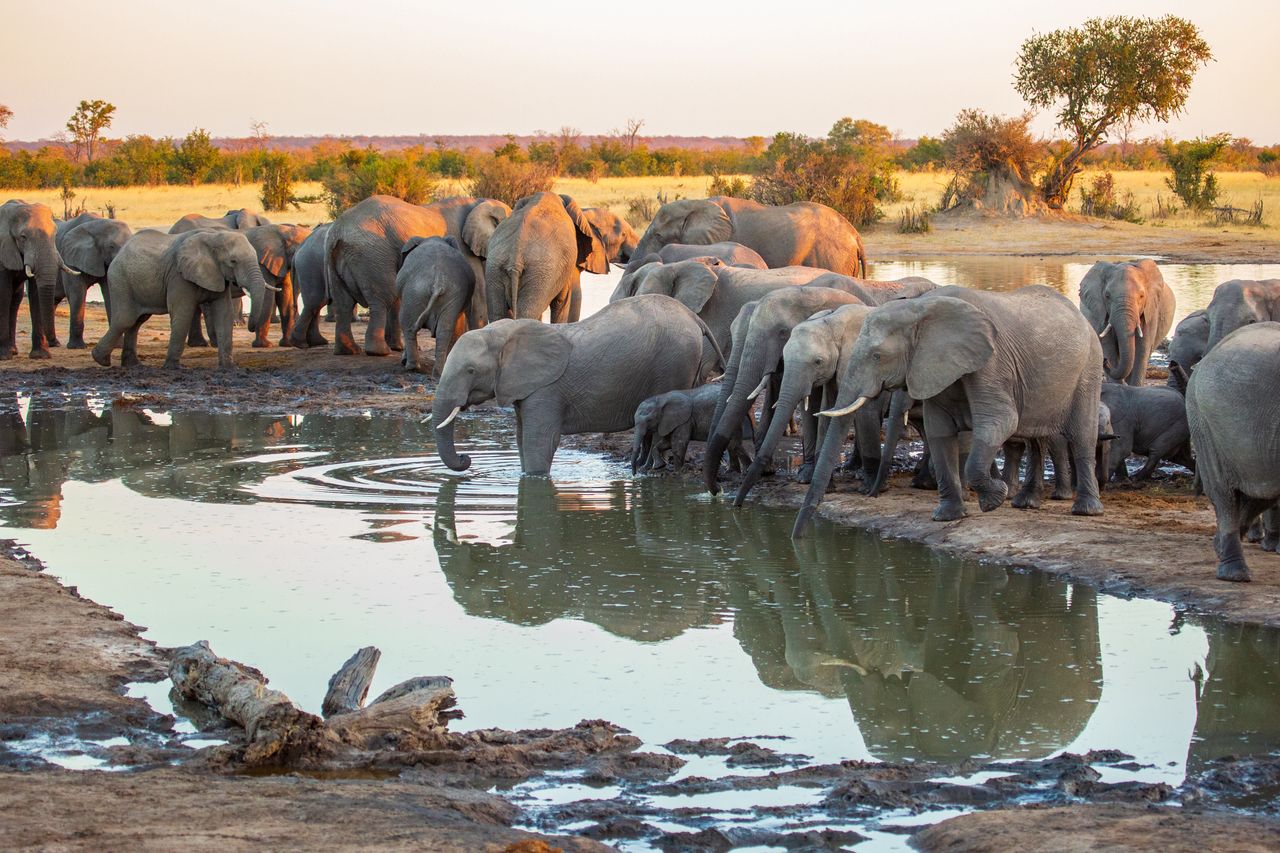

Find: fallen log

[322,646,381,718]
[327,676,462,750]
[169,640,340,767]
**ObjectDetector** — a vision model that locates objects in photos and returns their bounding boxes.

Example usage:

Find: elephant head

[1167,309,1210,393]
[460,199,510,260]
[555,194,609,275]
[633,198,733,261]
[630,392,693,473]
[58,218,133,278]
[245,224,311,289]
[1079,260,1162,382]
[1205,279,1280,354]
[227,209,271,229]
[583,207,639,266]
[170,230,276,333]
[0,200,74,356]
[432,319,572,471]
[627,257,725,312]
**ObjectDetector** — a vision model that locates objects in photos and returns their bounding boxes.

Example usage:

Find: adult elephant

[1204,278,1280,354]
[91,229,275,369]
[1186,322,1280,582]
[287,223,330,348]
[633,196,866,276]
[621,241,767,274]
[425,196,510,327]
[799,286,1104,532]
[54,213,133,348]
[169,208,271,234]
[1,200,72,359]
[242,223,312,348]
[432,295,721,475]
[582,207,638,267]
[325,195,507,355]
[484,192,609,324]
[1167,308,1210,392]
[1077,259,1175,385]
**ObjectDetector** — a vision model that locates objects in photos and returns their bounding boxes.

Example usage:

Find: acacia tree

[0,104,12,140]
[66,99,117,162]
[1014,16,1211,209]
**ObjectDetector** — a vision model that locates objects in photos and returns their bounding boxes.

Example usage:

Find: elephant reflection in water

[432,476,729,642]
[1186,622,1280,773]
[725,510,1103,762]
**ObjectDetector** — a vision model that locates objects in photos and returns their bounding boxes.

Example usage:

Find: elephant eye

[872,352,881,362]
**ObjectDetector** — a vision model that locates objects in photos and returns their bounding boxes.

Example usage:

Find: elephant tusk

[262,281,282,293]
[434,406,461,428]
[746,374,771,401]
[805,393,812,411]
[1099,323,1112,339]
[818,396,869,418]
[1136,323,1144,339]
[59,261,81,276]
[24,265,34,279]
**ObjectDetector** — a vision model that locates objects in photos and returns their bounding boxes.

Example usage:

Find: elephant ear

[561,195,609,275]
[0,211,23,270]
[905,296,996,401]
[682,200,732,245]
[495,321,573,406]
[252,230,288,279]
[512,194,538,213]
[400,235,429,266]
[668,260,722,313]
[462,199,509,259]
[656,396,693,438]
[175,234,227,293]
[58,227,106,276]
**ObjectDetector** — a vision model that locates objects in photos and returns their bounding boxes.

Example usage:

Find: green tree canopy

[172,128,220,184]
[66,99,116,162]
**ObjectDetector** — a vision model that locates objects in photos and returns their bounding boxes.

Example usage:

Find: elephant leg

[121,314,150,368]
[187,305,210,347]
[386,298,403,352]
[911,442,936,490]
[1262,503,1280,553]
[1210,488,1259,582]
[0,280,21,359]
[549,288,572,324]
[852,407,883,494]
[362,300,391,356]
[1012,439,1045,509]
[796,402,818,484]
[1066,403,1104,517]
[1245,519,1263,543]
[26,279,52,359]
[65,280,88,349]
[568,281,582,323]
[1136,431,1183,481]
[164,300,198,369]
[516,404,561,476]
[230,295,245,327]
[1049,435,1074,500]
[670,423,693,471]
[929,430,967,521]
[252,294,275,348]
[331,287,360,355]
[1001,440,1024,488]
[964,428,1012,514]
[277,277,297,346]
[208,297,236,369]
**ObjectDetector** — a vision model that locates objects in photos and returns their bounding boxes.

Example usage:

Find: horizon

[5,1,1278,145]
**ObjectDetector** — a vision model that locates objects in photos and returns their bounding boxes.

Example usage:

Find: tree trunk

[327,676,461,751]
[322,646,381,718]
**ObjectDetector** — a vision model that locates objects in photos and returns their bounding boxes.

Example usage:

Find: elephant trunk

[631,423,652,474]
[704,340,781,492]
[241,263,273,335]
[733,371,812,507]
[26,243,59,351]
[792,410,857,537]
[433,395,472,472]
[1107,304,1139,382]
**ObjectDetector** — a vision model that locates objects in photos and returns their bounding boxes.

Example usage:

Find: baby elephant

[1099,382,1193,482]
[397,236,475,377]
[632,383,752,474]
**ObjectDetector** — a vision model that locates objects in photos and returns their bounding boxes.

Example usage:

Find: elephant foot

[67,339,86,350]
[911,472,937,491]
[161,359,183,370]
[278,337,295,348]
[363,340,392,357]
[187,339,210,348]
[0,350,13,362]
[310,335,329,347]
[1050,486,1073,501]
[29,347,51,360]
[1216,558,1252,583]
[1262,532,1279,553]
[48,337,61,348]
[932,501,968,522]
[795,461,816,485]
[332,338,361,356]
[1246,520,1264,543]
[91,348,110,367]
[1011,491,1042,510]
[252,338,275,349]
[121,355,141,368]
[1071,494,1104,516]
[976,480,1008,513]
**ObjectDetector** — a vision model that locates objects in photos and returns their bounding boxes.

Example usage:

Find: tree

[623,118,645,152]
[66,99,117,162]
[0,104,11,141]
[172,128,220,184]
[939,109,1045,214]
[1014,16,1211,209]
[250,119,270,149]
[1161,134,1230,211]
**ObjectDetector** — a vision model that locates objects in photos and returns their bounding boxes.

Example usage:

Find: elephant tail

[693,313,726,374]
[414,290,441,334]
[507,267,520,317]
[857,238,867,279]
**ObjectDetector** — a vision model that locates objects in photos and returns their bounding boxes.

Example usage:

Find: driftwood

[328,677,462,750]
[168,640,339,767]
[322,646,381,718]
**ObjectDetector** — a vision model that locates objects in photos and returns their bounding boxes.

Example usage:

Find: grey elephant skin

[396,235,475,377]
[631,383,751,474]
[1205,278,1280,354]
[798,286,1105,533]
[484,192,609,325]
[168,208,271,234]
[1078,259,1175,386]
[287,223,331,348]
[432,294,721,476]
[622,241,767,275]
[633,196,866,276]
[92,229,273,369]
[582,207,638,267]
[1167,308,1210,392]
[1186,322,1280,582]
[0,200,67,360]
[325,195,508,356]
[1099,382,1193,482]
[54,212,133,349]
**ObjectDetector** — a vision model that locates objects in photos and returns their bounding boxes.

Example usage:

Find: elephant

[1098,382,1193,482]
[1167,309,1210,393]
[53,213,133,348]
[91,228,275,369]
[621,240,767,275]
[632,196,866,277]
[286,223,331,348]
[483,192,609,324]
[241,224,312,348]
[631,382,752,474]
[425,196,510,327]
[798,285,1105,533]
[1002,403,1117,510]
[432,294,721,476]
[1078,259,1175,385]
[396,235,475,377]
[324,195,507,355]
[0,200,73,360]
[582,207,638,266]
[168,208,271,234]
[1186,321,1280,582]
[610,257,830,353]
[1204,278,1280,355]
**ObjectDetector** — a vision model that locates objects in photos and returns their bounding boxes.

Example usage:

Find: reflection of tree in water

[1188,622,1280,773]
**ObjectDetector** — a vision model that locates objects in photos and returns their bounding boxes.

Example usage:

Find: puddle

[4,393,1280,846]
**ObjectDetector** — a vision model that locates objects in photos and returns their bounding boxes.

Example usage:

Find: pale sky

[6,0,1278,143]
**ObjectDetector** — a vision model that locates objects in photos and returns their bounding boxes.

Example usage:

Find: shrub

[259,152,299,212]
[1077,172,1142,222]
[624,194,659,228]
[465,156,554,206]
[1161,134,1230,211]
[707,170,749,198]
[897,205,932,233]
[322,150,436,217]
[940,110,1044,213]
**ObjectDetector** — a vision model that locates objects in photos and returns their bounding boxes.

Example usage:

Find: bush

[259,152,299,212]
[1077,172,1142,222]
[940,110,1044,213]
[322,150,436,217]
[1161,134,1230,211]
[465,156,554,206]
[897,205,932,234]
[707,170,749,198]
[624,195,659,229]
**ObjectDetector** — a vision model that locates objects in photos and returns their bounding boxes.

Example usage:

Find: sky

[5,0,1278,143]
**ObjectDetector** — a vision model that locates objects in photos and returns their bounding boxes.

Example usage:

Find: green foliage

[1161,134,1230,211]
[939,110,1043,210]
[1015,15,1212,208]
[259,152,300,212]
[707,170,749,198]
[321,148,437,217]
[171,128,221,185]
[1077,171,1142,222]
[65,99,116,162]
[464,155,555,206]
[899,136,944,171]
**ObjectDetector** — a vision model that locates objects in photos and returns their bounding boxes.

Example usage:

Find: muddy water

[4,394,1280,786]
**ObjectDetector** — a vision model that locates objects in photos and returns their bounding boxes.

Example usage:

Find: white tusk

[434,406,461,428]
[60,261,81,276]
[262,281,281,292]
[1099,323,1112,339]
[805,394,813,411]
[746,374,771,401]
[818,396,869,418]
[1136,323,1144,339]
[903,410,910,427]
[24,265,34,279]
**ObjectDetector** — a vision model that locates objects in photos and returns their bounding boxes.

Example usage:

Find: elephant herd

[2,192,1279,582]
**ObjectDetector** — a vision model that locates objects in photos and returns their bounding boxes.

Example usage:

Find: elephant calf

[433,294,723,476]
[397,236,475,377]
[632,383,752,474]
[1099,382,1193,482]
